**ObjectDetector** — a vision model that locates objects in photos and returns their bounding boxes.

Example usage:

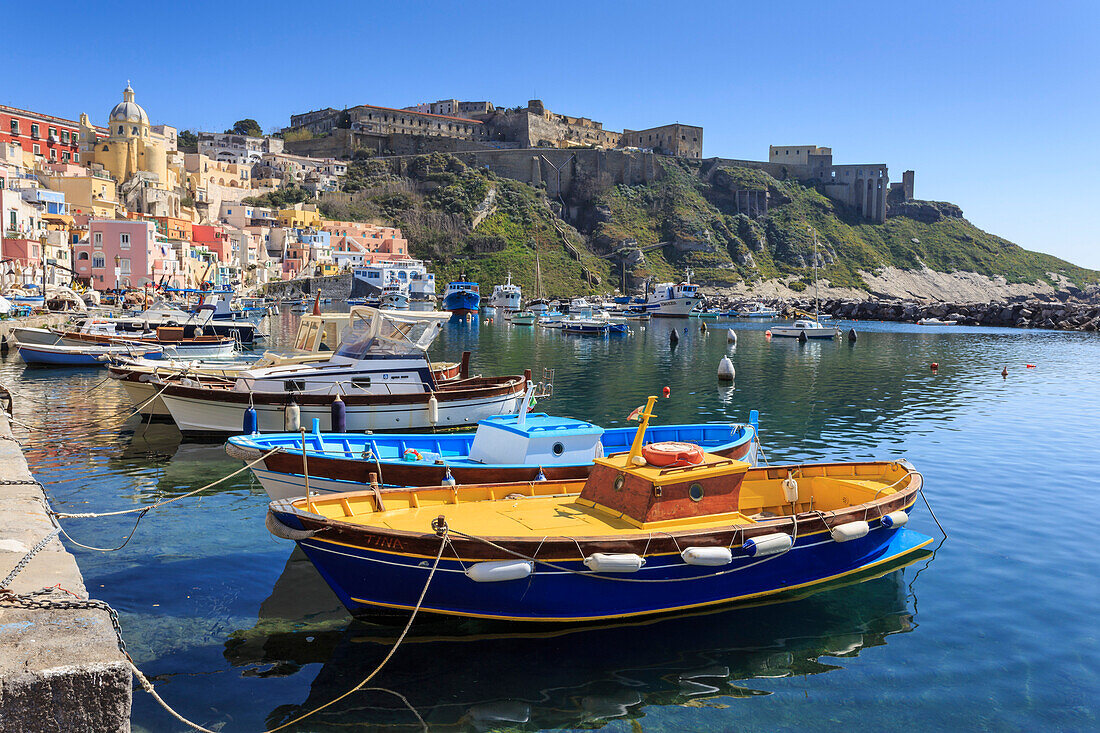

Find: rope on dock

[262,529,448,733]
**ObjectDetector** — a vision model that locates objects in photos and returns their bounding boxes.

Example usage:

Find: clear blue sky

[6,1,1098,268]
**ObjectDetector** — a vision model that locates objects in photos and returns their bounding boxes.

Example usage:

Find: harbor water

[3,311,1097,731]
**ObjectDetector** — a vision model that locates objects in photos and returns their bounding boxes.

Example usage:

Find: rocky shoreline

[707,290,1100,332]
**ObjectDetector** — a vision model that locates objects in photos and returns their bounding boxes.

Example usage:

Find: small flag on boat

[627,404,646,421]
[526,397,538,412]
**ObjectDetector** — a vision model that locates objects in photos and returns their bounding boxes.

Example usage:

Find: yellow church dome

[109,83,149,125]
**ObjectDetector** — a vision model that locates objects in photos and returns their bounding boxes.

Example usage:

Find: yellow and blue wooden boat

[267,397,933,622]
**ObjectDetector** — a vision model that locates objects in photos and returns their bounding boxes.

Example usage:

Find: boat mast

[809,227,820,320]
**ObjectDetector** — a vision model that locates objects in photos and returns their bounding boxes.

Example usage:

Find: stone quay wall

[0,409,132,732]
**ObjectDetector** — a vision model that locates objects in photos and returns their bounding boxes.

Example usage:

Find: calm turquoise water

[3,311,1098,731]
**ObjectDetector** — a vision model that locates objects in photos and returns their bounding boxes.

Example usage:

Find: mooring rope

[262,530,448,733]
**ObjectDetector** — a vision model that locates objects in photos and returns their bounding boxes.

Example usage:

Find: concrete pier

[0,410,132,731]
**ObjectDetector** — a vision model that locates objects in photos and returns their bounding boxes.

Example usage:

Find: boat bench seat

[737,476,897,514]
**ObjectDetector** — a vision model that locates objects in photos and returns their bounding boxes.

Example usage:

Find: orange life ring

[641,441,705,467]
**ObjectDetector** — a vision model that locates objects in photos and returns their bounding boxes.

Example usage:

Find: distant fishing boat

[490,273,522,311]
[643,270,704,317]
[735,302,779,318]
[229,400,759,499]
[563,319,627,335]
[266,395,933,621]
[443,281,480,317]
[507,310,537,325]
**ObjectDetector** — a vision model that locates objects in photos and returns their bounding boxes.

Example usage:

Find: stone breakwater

[707,296,1100,332]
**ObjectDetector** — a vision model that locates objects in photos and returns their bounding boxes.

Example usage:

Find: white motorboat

[643,270,704,317]
[736,302,779,318]
[154,308,526,434]
[769,318,839,339]
[917,318,957,326]
[490,273,522,311]
[380,279,409,310]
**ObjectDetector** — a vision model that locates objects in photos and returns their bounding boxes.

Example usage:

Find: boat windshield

[334,307,447,359]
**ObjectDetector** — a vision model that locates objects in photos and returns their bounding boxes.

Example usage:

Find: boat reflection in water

[226,548,932,730]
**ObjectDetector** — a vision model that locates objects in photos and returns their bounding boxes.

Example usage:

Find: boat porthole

[614,475,625,492]
[552,442,565,456]
[689,483,704,502]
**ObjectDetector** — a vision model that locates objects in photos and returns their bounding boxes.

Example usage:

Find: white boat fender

[284,401,300,432]
[782,475,799,503]
[727,329,736,344]
[743,533,793,557]
[465,560,534,583]
[681,547,733,566]
[881,511,909,528]
[427,394,439,424]
[830,520,870,543]
[718,356,735,381]
[584,553,645,573]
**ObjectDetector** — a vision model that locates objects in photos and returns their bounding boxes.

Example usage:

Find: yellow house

[42,172,119,218]
[277,202,320,228]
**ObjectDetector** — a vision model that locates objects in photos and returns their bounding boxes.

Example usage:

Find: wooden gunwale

[277,463,919,562]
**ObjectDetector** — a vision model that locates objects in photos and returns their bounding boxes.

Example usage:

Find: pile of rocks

[702,292,1100,332]
[818,298,1100,331]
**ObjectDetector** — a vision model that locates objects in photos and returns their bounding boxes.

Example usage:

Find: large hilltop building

[282,98,703,159]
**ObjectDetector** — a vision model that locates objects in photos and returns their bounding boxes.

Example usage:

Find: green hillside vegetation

[315,153,610,296]
[587,159,1097,290]
[257,152,1095,296]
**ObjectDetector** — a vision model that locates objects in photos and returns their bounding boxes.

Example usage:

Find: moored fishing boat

[735,302,779,318]
[643,270,704,317]
[154,307,524,434]
[443,281,480,317]
[227,400,759,497]
[507,310,536,325]
[16,340,162,366]
[266,396,933,621]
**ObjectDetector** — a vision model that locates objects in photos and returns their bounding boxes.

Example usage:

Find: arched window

[92,255,105,268]
[102,145,110,152]
[77,252,89,260]
[131,127,138,135]
[117,126,123,134]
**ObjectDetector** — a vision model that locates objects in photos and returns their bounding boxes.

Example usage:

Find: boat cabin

[467,413,605,466]
[579,450,752,528]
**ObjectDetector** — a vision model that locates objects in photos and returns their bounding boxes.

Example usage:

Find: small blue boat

[16,341,162,366]
[562,319,628,335]
[228,409,759,499]
[443,282,480,317]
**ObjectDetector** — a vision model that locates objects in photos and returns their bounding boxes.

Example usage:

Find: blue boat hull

[279,515,932,622]
[443,291,480,316]
[18,346,161,366]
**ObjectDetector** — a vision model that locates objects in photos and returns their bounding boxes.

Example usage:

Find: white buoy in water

[727,329,736,344]
[718,356,735,381]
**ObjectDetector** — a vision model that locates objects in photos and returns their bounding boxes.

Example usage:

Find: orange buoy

[662,386,671,398]
[641,441,704,467]
[930,362,939,371]
[765,330,772,339]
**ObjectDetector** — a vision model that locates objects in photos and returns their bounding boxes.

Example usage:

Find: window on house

[48,127,57,138]
[117,126,123,134]
[62,152,70,162]
[94,232,102,247]
[32,144,40,154]
[78,252,89,260]
[92,255,105,268]
[49,149,57,161]
[119,258,130,274]
[9,211,15,228]
[120,233,130,249]
[74,153,79,162]
[31,124,39,138]
[9,120,17,134]
[61,130,69,143]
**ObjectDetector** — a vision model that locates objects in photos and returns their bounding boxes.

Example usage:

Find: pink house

[322,222,410,267]
[74,219,157,290]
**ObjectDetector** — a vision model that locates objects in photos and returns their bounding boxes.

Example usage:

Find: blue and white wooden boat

[227,400,759,499]
[735,303,779,318]
[443,282,480,317]
[265,396,932,622]
[16,341,161,366]
[562,319,627,335]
